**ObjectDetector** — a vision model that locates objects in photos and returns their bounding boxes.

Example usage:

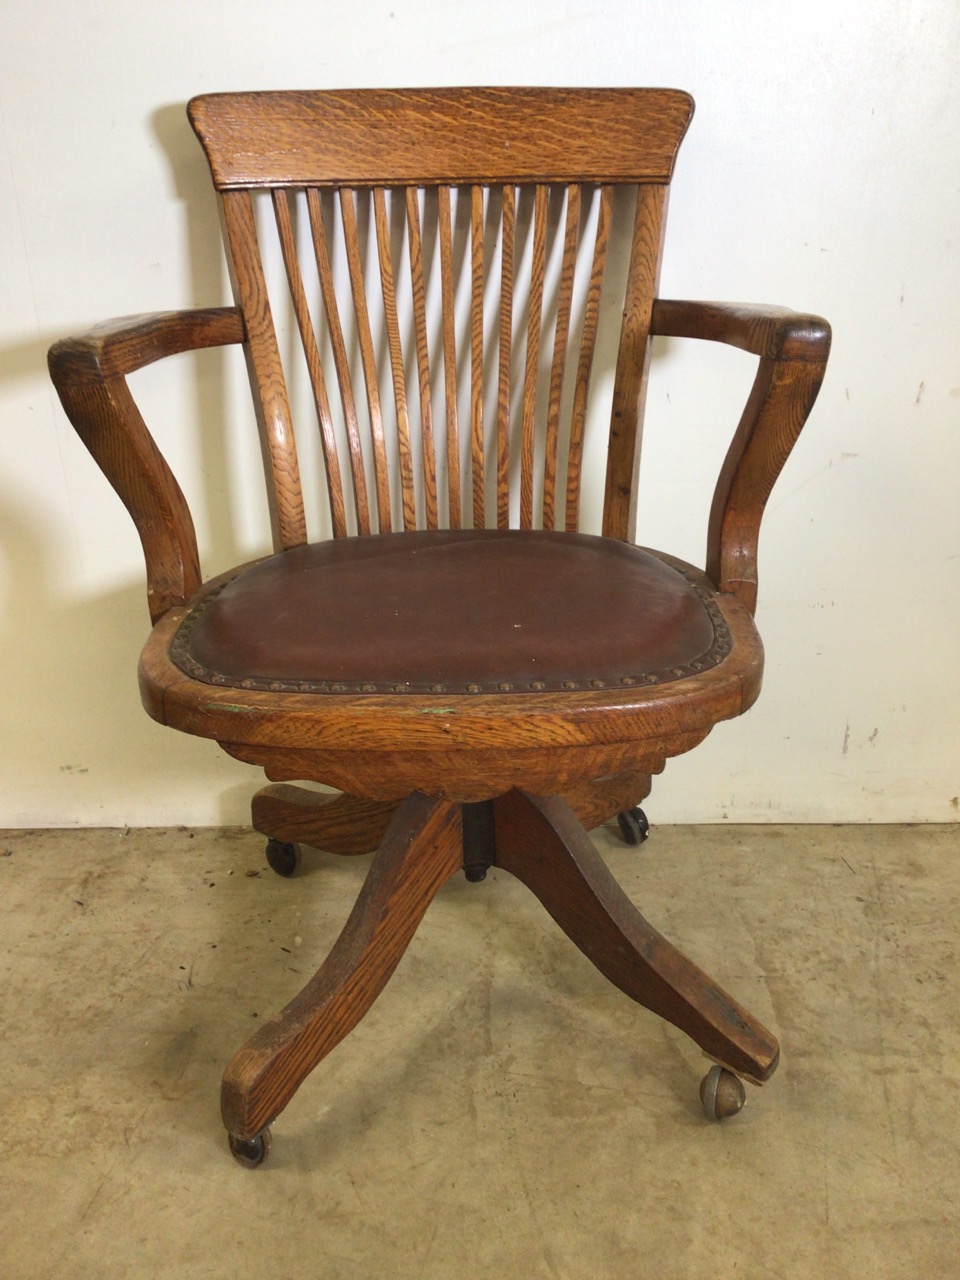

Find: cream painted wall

[0,0,957,826]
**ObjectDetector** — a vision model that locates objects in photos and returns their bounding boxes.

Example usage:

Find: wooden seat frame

[49,88,830,1159]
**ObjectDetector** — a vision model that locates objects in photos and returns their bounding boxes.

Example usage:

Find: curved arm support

[651,299,830,614]
[48,308,245,622]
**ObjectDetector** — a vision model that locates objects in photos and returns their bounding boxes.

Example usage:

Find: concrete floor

[2,819,958,1278]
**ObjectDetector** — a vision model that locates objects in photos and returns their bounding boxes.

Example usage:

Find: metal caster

[265,838,302,877]
[616,807,650,846]
[700,1065,746,1121]
[228,1127,272,1168]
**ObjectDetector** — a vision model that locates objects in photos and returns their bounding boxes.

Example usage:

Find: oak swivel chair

[49,89,831,1167]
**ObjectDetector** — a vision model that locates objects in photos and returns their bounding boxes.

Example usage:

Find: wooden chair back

[188,88,694,549]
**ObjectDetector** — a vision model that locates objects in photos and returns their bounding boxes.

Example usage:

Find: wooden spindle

[219,190,307,550]
[373,188,417,532]
[541,184,581,531]
[519,184,548,530]
[565,184,613,531]
[437,186,461,529]
[497,185,516,529]
[306,188,371,536]
[271,190,347,539]
[470,185,485,528]
[602,183,667,541]
[340,188,391,533]
[405,187,439,530]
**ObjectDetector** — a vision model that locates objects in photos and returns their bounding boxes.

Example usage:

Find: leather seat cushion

[171,529,731,695]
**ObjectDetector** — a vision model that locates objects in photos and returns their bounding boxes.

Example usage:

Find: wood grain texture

[493,791,779,1082]
[47,90,838,1152]
[560,769,653,829]
[221,792,462,1138]
[221,738,690,804]
[519,184,548,530]
[497,185,516,530]
[251,784,397,855]
[652,298,831,362]
[272,190,348,538]
[650,299,831,612]
[184,97,695,544]
[53,94,831,619]
[374,188,416,532]
[250,776,653,848]
[708,358,828,612]
[566,185,613,531]
[48,307,244,382]
[602,184,668,540]
[306,188,371,536]
[437,186,461,528]
[340,189,391,533]
[404,187,439,530]
[48,309,243,622]
[541,185,581,531]
[220,191,308,551]
[470,185,485,528]
[226,785,775,1144]
[189,88,694,188]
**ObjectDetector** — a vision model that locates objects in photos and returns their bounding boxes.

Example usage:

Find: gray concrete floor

[2,820,958,1278]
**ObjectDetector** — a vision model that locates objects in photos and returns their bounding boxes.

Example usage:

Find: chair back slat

[541,184,582,532]
[194,90,693,546]
[566,183,614,531]
[469,185,486,530]
[372,188,417,532]
[271,190,347,538]
[338,189,391,534]
[603,182,669,541]
[220,190,307,549]
[496,185,516,530]
[437,186,461,529]
[404,188,439,531]
[518,184,549,531]
[304,188,371,536]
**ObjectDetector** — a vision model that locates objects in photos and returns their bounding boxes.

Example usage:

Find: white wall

[1,0,957,826]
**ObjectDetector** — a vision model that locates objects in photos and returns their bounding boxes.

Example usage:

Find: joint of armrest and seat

[651,299,832,615]
[48,308,246,623]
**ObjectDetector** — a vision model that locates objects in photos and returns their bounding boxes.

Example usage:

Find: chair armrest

[49,307,246,622]
[650,299,831,613]
[651,299,830,362]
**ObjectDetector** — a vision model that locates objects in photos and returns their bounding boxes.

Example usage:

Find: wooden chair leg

[492,789,780,1085]
[251,783,398,855]
[222,792,463,1144]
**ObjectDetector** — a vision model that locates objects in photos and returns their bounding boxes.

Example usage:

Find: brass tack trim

[170,562,733,696]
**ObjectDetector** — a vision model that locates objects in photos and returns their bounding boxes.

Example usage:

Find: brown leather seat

[172,531,731,696]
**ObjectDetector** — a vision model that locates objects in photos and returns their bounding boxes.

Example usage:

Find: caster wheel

[700,1065,746,1121]
[265,838,302,877]
[228,1127,272,1168]
[616,807,650,846]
